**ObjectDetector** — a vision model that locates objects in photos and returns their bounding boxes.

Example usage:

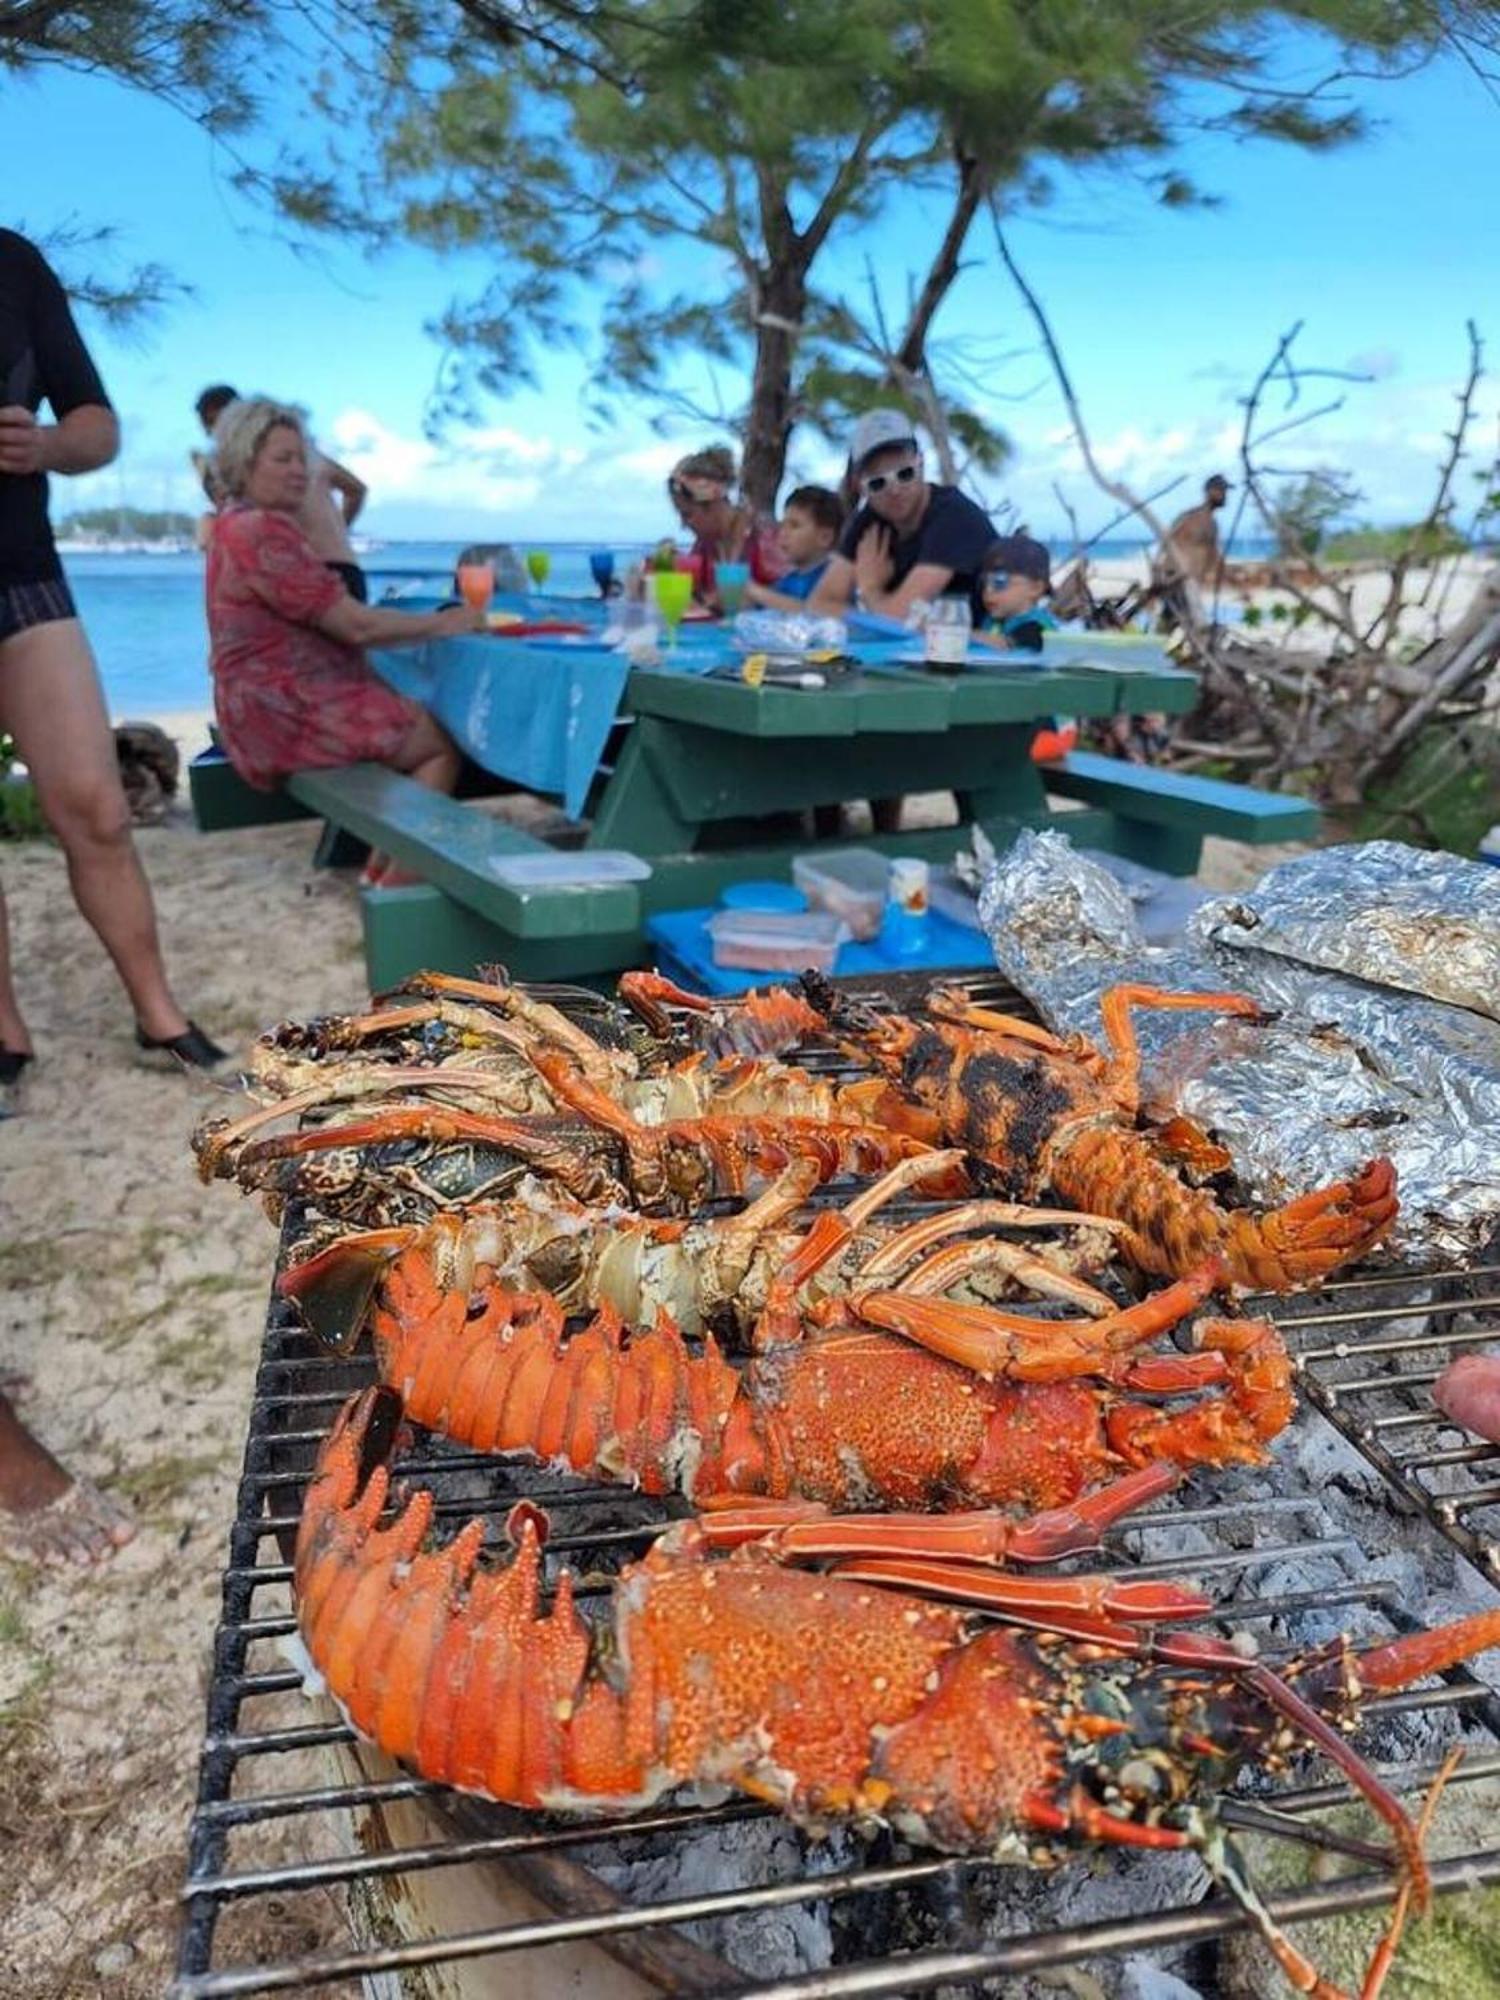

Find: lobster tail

[372,1257,749,1499]
[1052,1133,1398,1292]
[294,1387,645,1806]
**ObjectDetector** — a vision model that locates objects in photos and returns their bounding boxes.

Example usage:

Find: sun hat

[850,409,920,472]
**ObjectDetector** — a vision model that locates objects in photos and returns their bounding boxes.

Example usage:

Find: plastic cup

[716,560,750,617]
[456,562,495,611]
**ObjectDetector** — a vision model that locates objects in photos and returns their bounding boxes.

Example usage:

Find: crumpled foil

[976,828,1500,1263]
[1194,840,1500,1023]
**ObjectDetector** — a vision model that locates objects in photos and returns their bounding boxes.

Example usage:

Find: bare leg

[0,1390,135,1566]
[364,709,461,887]
[0,618,192,1041]
[0,878,32,1054]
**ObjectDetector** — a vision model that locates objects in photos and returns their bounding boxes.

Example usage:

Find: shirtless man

[194,382,370,598]
[1157,473,1231,591]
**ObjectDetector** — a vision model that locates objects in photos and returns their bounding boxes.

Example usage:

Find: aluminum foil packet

[976,828,1500,1262]
[1193,840,1500,1022]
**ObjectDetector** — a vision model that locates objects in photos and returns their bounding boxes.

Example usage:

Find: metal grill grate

[174,980,1500,1998]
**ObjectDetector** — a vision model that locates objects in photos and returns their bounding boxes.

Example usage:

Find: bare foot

[0,1392,135,1567]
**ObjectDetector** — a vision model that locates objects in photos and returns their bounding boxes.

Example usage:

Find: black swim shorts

[0,576,76,645]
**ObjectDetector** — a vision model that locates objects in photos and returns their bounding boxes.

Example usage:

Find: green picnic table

[189,628,1318,987]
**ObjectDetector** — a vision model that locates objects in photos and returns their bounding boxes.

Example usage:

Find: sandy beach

[0,766,1335,1995]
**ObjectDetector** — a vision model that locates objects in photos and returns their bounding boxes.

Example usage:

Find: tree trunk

[895,148,983,377]
[740,260,808,514]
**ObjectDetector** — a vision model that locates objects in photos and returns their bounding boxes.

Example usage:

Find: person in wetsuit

[0,230,226,1563]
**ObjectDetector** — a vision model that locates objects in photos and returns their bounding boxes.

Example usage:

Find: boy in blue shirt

[744,485,843,609]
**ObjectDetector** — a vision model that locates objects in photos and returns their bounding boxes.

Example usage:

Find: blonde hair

[211,397,309,500]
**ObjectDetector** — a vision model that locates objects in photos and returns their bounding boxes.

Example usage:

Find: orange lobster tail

[1051,1131,1398,1291]
[374,1254,745,1496]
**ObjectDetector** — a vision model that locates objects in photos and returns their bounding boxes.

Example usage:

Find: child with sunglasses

[971,535,1055,654]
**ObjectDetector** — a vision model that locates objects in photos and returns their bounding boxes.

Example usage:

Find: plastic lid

[719,880,808,913]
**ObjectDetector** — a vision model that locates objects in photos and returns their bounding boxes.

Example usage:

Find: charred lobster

[297,1385,1492,2000]
[648,972,1398,1292]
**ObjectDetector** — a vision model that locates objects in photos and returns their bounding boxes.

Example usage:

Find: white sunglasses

[861,461,920,497]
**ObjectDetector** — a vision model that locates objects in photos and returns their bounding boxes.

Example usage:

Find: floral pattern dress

[207,506,419,791]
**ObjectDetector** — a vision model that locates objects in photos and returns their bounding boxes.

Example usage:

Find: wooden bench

[284,765,646,989]
[1042,750,1318,873]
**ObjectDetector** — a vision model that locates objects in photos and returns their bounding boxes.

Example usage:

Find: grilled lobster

[344,1229,1292,1511]
[279,1157,1130,1348]
[297,1385,1495,2000]
[197,1089,961,1218]
[775,974,1399,1292]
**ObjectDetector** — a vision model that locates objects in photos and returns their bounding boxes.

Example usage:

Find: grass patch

[0,1239,76,1292]
[113,1452,223,1509]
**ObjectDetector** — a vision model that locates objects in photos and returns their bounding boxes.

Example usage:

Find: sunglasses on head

[668,476,721,508]
[861,461,920,497]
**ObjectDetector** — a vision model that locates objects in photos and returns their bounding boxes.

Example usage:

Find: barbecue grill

[173,976,1500,1999]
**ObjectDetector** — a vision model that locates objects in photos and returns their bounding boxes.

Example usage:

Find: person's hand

[0,406,45,477]
[434,603,487,637]
[854,522,894,602]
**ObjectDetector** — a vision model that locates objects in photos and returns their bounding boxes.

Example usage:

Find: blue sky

[8,37,1499,544]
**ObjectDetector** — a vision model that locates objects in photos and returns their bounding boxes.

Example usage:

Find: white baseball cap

[850,408,920,472]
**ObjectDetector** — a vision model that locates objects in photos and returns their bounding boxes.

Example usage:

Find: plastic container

[882,856,931,958]
[708,908,847,973]
[720,880,808,913]
[792,848,888,941]
[487,850,651,888]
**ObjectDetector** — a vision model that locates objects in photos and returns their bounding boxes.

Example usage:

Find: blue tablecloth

[371,633,631,821]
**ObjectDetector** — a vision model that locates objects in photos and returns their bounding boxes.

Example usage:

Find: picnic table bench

[188,619,1318,987]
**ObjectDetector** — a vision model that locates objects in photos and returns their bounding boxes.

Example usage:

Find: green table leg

[586,720,697,854]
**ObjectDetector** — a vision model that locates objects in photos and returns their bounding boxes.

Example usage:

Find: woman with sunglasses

[664,446,783,607]
[811,409,996,622]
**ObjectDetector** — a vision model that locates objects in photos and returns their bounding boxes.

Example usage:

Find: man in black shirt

[812,408,997,621]
[0,231,224,1560]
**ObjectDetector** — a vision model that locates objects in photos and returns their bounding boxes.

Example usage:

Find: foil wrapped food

[1195,840,1500,1023]
[976,829,1500,1263]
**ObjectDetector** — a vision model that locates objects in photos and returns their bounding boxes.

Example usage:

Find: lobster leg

[897,1237,1116,1315]
[854,1261,1224,1382]
[683,1468,1213,1635]
[234,1105,630,1207]
[194,1065,546,1182]
[1105,1318,1295,1471]
[853,1200,1127,1281]
[1094,983,1269,1120]
[381,972,634,1084]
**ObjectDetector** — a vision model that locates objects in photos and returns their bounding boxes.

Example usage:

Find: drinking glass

[652,570,693,651]
[589,550,615,601]
[526,549,552,591]
[456,561,495,613]
[715,560,750,618]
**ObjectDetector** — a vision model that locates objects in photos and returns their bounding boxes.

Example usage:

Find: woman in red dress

[205,399,480,880]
